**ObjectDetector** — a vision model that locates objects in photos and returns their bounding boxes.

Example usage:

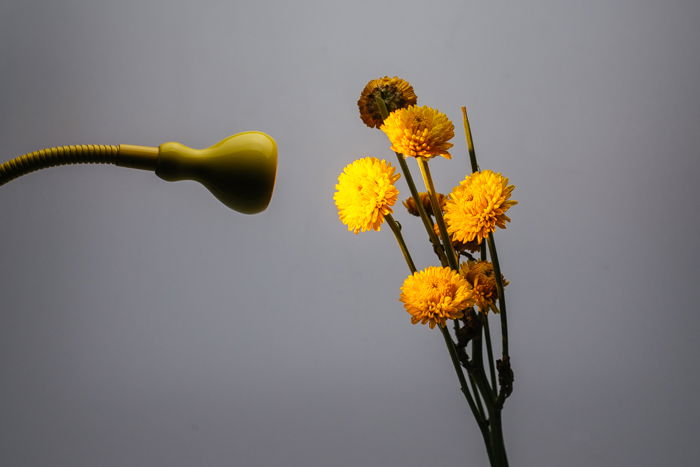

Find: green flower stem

[490,410,509,467]
[461,106,480,173]
[439,327,481,424]
[374,96,447,266]
[467,370,490,431]
[469,320,487,401]
[417,158,459,270]
[460,105,500,398]
[461,106,488,265]
[465,345,487,421]
[438,327,491,452]
[470,325,497,406]
[486,233,509,361]
[395,153,447,265]
[387,210,495,462]
[385,214,416,273]
[461,105,509,465]
[385,216,499,460]
[469,354,498,408]
[482,314,498,393]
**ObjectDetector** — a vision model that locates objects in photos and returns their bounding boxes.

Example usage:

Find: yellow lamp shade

[155,131,277,214]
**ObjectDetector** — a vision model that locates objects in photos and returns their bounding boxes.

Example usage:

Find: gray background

[1,0,698,465]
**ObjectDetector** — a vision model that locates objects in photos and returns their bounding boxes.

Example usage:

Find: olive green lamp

[0,131,278,214]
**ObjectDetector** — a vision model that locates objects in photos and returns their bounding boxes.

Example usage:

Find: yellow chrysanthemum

[357,77,418,128]
[403,192,446,217]
[460,261,508,313]
[334,157,400,234]
[444,170,518,244]
[400,266,474,329]
[380,105,455,159]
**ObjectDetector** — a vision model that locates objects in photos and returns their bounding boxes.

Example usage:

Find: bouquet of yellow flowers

[334,77,518,466]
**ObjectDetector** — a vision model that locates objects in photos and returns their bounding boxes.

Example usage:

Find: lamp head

[155,131,277,214]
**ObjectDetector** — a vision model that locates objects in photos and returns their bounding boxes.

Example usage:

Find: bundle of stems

[382,102,513,466]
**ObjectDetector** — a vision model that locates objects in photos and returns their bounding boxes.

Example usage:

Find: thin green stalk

[489,410,509,467]
[386,211,498,460]
[471,326,485,391]
[468,355,498,408]
[386,207,498,458]
[417,158,459,270]
[482,314,498,393]
[461,106,488,265]
[384,208,494,465]
[385,214,416,273]
[461,105,510,465]
[461,106,480,173]
[375,97,447,266]
[439,326,483,426]
[439,326,492,455]
[457,333,501,465]
[469,319,484,386]
[470,322,497,405]
[486,233,509,359]
[395,154,447,265]
[466,341,487,422]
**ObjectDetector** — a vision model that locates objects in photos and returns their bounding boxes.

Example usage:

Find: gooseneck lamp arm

[0,131,278,214]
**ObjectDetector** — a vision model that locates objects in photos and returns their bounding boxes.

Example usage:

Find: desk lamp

[0,131,277,213]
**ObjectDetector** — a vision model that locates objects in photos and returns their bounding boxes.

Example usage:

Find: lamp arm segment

[0,144,159,186]
[0,132,278,214]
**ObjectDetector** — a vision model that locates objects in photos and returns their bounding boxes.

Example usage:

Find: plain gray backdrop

[1,0,699,466]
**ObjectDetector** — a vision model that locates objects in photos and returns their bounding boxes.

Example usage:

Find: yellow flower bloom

[444,170,518,244]
[334,157,400,234]
[403,192,446,217]
[460,260,508,313]
[400,266,474,329]
[357,77,418,129]
[380,105,454,159]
